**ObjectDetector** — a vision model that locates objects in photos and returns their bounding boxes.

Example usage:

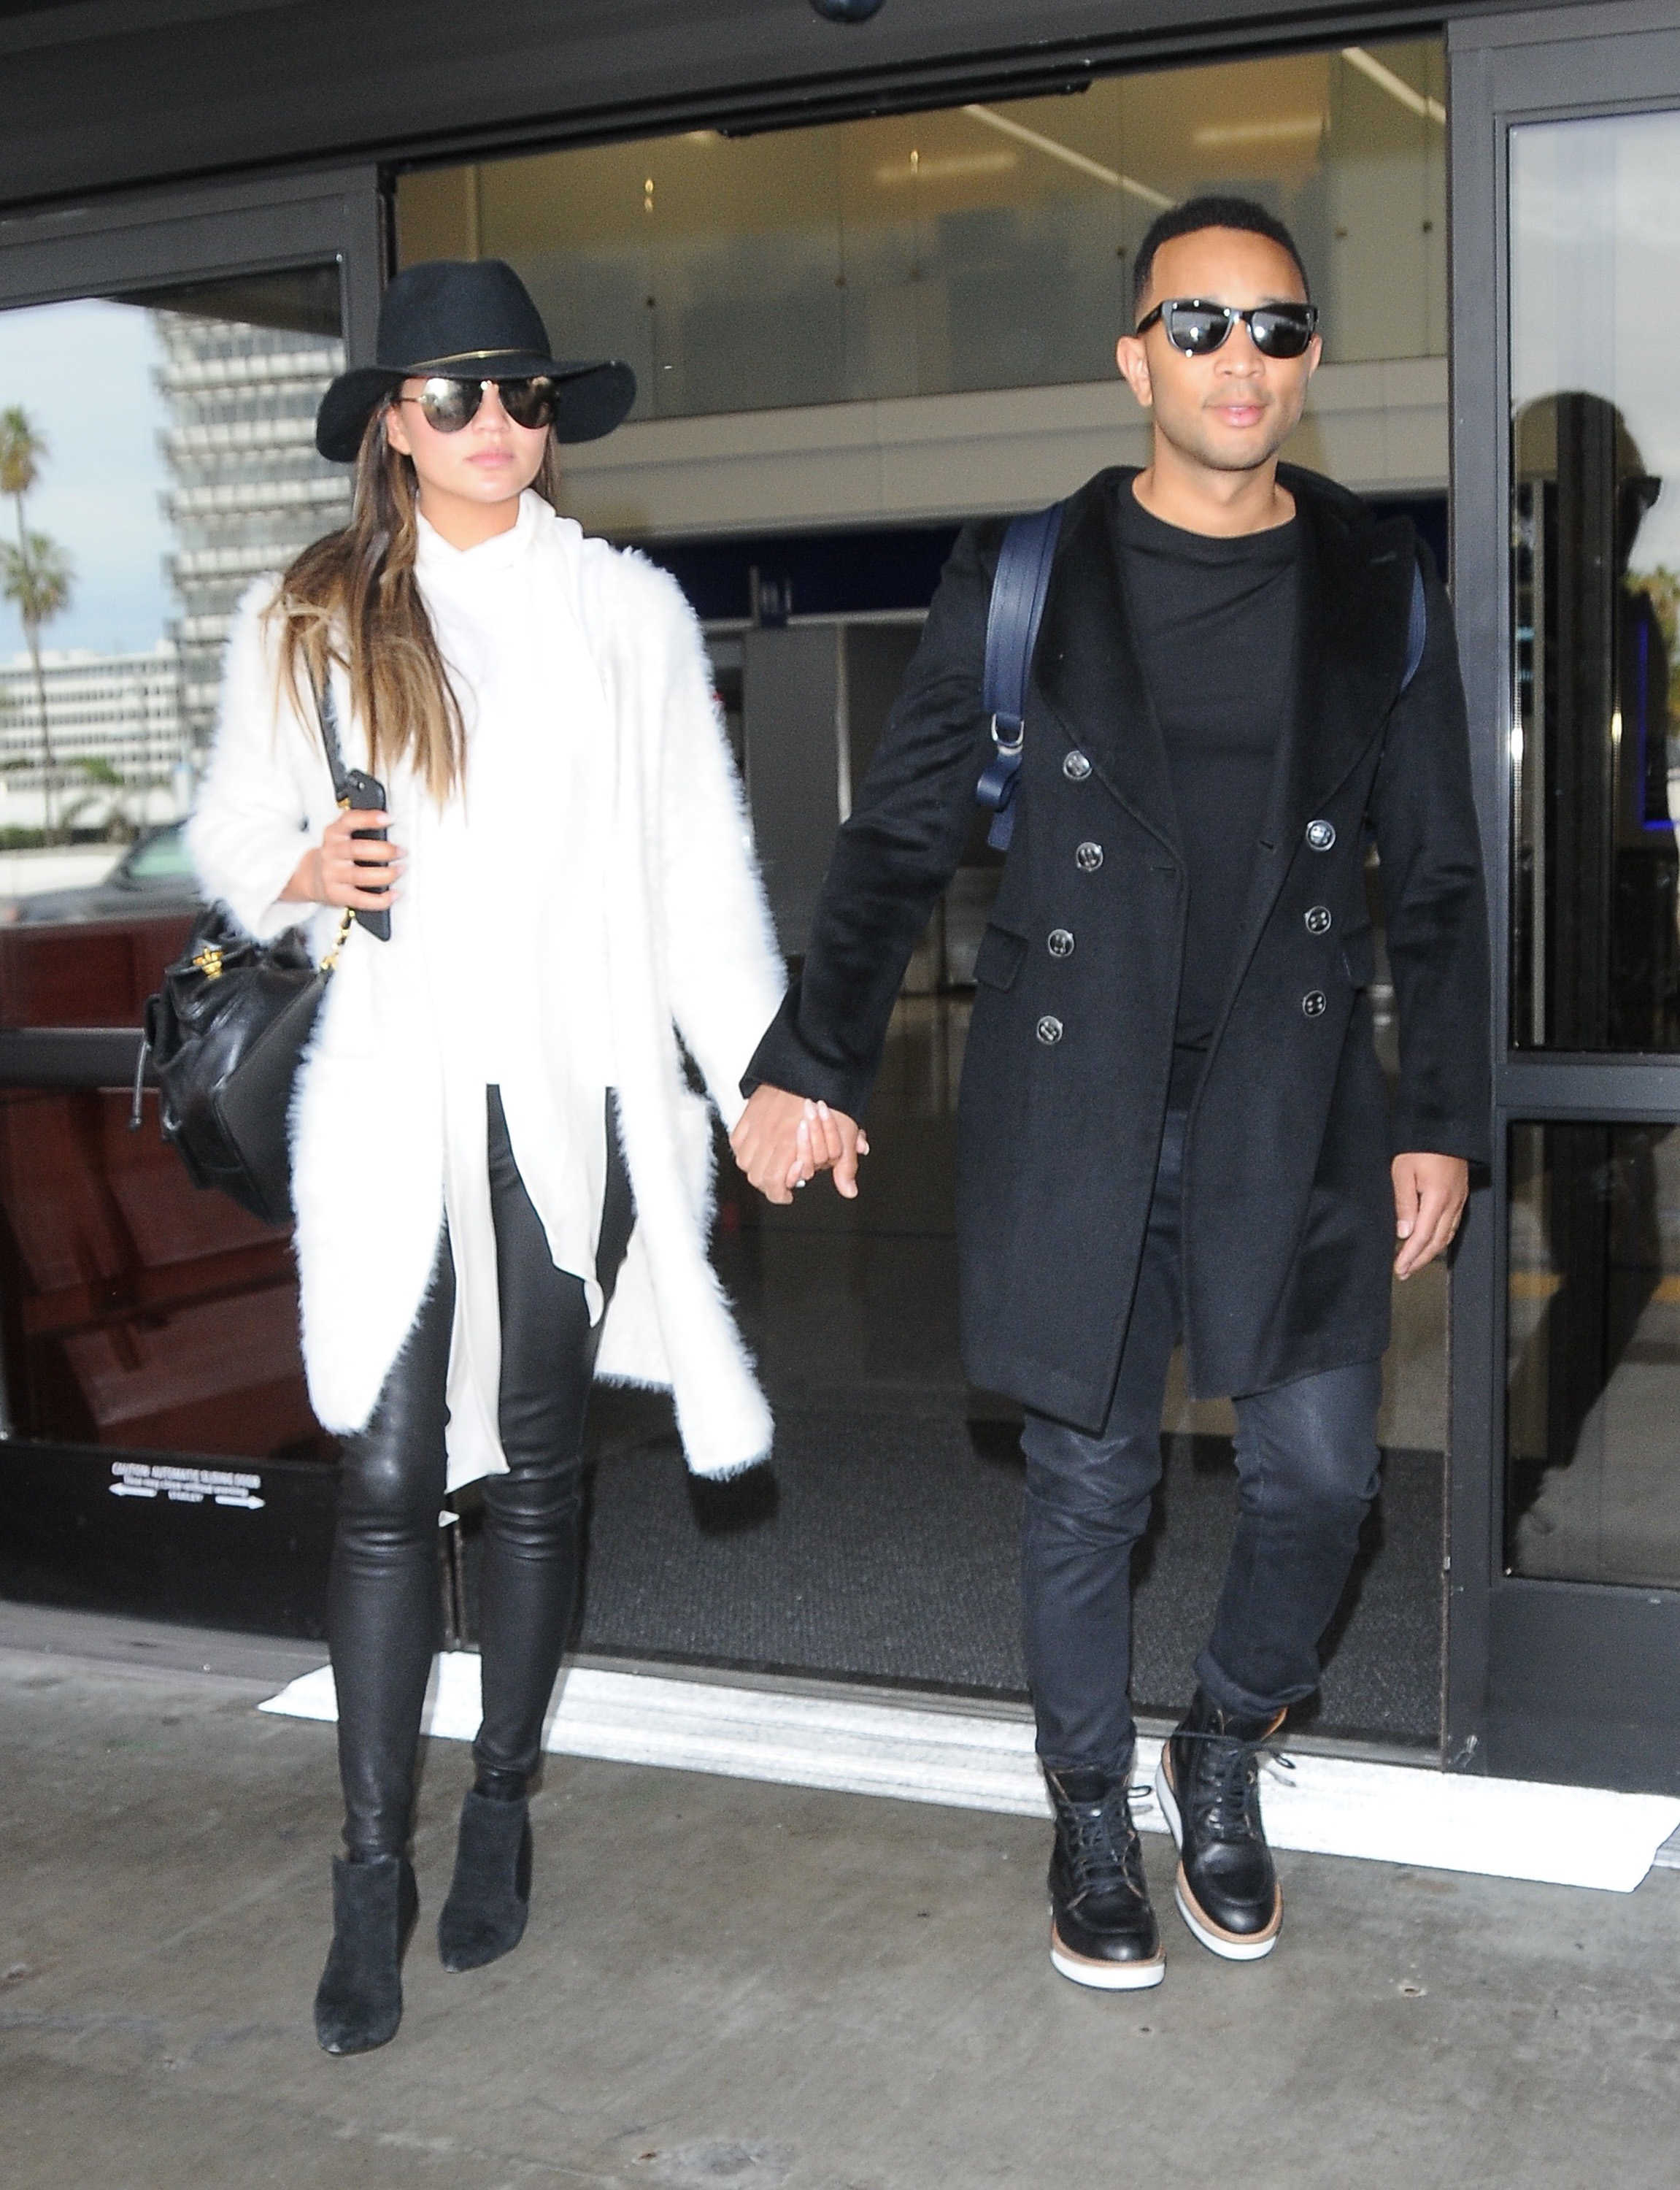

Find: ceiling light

[1341,46,1447,126]
[1192,116,1325,148]
[875,150,1018,185]
[963,104,1173,211]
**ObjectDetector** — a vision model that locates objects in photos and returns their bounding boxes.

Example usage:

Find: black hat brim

[315,352,637,463]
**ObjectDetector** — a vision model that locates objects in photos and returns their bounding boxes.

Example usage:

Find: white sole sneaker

[1153,1748,1282,1963]
[1049,1920,1166,1991]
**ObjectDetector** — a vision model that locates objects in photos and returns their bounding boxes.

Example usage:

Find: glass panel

[0,264,347,1459]
[1507,1121,1680,1587]
[1510,110,1680,1050]
[397,38,1446,422]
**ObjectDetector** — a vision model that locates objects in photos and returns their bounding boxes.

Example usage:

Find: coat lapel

[1213,479,1417,1016]
[1034,473,1181,858]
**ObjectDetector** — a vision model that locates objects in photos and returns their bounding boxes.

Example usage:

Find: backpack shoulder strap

[1401,556,1427,694]
[976,501,1065,851]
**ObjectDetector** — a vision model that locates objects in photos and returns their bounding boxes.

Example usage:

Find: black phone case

[343,769,391,941]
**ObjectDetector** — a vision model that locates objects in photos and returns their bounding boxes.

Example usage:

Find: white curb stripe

[260,1653,1680,1894]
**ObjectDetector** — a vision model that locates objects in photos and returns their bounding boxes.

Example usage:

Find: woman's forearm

[280,845,325,904]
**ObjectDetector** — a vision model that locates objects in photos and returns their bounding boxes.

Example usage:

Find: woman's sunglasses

[1134,299,1319,358]
[397,375,558,434]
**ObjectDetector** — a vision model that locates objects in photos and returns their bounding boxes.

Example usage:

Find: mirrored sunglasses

[398,375,559,434]
[1135,299,1319,358]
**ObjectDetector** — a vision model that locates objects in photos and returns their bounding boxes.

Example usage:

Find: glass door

[1449,4,1680,1793]
[0,170,383,1636]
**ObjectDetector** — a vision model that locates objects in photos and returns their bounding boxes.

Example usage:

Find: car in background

[0,821,201,924]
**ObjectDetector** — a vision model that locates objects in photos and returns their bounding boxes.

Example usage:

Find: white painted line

[261,1654,1680,1895]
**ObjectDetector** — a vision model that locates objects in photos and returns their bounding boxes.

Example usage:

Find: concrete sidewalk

[2,1626,1678,2190]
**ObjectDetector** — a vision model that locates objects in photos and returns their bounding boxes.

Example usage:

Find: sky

[0,297,172,658]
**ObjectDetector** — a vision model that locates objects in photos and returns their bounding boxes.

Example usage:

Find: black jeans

[328,1087,633,1857]
[1020,1110,1382,1778]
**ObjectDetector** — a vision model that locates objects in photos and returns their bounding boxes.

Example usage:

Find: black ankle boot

[1044,1761,1165,1991]
[1154,1688,1284,1962]
[313,1852,419,2054]
[437,1788,533,1972]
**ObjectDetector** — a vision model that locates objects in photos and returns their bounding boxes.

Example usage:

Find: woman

[190,260,787,2054]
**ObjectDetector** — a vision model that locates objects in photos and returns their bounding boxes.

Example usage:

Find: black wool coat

[746,465,1492,1427]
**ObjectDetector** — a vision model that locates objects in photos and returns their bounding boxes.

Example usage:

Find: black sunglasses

[396,375,558,434]
[1135,299,1319,358]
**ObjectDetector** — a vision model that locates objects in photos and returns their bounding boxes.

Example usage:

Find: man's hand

[1392,1152,1468,1279]
[730,1085,868,1207]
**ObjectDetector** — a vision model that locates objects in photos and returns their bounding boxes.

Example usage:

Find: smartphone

[342,768,392,942]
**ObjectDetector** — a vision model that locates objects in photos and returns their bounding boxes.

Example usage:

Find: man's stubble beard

[1154,392,1301,477]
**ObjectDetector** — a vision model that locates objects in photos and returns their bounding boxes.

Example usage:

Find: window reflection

[1507,1122,1680,1588]
[0,264,347,1462]
[398,41,1447,421]
[1510,111,1680,1052]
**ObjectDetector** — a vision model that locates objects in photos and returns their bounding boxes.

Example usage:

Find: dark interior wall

[0,0,1586,215]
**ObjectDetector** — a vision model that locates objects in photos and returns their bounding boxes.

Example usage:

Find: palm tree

[0,407,74,840]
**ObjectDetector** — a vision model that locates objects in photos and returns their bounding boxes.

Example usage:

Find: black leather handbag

[134,682,361,1227]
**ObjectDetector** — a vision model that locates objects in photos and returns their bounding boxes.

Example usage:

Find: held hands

[1392,1152,1468,1279]
[281,806,404,912]
[730,1085,869,1206]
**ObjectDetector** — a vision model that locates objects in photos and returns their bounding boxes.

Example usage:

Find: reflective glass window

[1510,111,1680,1052]
[398,42,1446,422]
[1507,1121,1680,1588]
[0,263,346,1459]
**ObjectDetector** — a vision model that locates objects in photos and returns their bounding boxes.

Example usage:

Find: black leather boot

[437,1788,533,1972]
[313,1853,419,2054]
[1154,1688,1285,1962]
[1044,1761,1165,1991]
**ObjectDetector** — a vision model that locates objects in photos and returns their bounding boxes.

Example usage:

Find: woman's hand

[280,807,404,911]
[730,1086,868,1205]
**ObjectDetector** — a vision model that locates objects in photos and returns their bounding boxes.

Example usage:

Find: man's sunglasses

[396,375,558,434]
[1134,299,1319,358]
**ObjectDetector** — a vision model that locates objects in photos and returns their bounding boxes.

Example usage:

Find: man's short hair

[1132,196,1311,316]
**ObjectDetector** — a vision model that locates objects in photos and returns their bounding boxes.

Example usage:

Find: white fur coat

[188,502,785,1483]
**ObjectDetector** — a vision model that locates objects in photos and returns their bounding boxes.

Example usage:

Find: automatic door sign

[109,1461,265,1511]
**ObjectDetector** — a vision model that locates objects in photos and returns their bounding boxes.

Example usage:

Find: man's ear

[1115,333,1153,410]
[1304,332,1323,383]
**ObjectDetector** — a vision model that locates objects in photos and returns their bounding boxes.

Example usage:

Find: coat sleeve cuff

[1390,1110,1492,1167]
[740,986,876,1120]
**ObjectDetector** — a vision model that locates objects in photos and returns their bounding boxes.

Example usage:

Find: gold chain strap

[318,905,355,974]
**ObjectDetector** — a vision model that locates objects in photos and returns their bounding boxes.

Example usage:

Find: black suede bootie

[436,1788,533,1972]
[313,1852,419,2055]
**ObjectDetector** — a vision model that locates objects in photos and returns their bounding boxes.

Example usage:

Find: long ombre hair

[270,399,564,802]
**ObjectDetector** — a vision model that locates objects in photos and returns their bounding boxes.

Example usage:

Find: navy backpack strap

[975,501,1065,851]
[1401,556,1427,693]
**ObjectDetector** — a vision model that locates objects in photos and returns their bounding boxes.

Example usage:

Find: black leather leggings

[328,1087,633,1857]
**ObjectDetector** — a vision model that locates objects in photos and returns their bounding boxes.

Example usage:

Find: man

[732,196,1489,1990]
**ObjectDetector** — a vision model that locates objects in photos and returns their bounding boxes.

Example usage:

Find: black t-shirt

[1113,476,1301,1108]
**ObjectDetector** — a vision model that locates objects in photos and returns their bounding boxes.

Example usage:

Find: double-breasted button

[1047,928,1075,959]
[1075,841,1104,872]
[1036,1015,1064,1045]
[1063,749,1093,782]
[1302,990,1328,1018]
[1306,818,1336,852]
[1305,904,1333,935]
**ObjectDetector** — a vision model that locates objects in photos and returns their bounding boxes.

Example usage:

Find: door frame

[1447,0,1680,1791]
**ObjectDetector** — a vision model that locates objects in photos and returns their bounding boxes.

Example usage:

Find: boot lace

[1179,1732,1294,1844]
[1058,1782,1152,1897]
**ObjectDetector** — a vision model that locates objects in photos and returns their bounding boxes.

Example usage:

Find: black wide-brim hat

[315,258,636,463]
